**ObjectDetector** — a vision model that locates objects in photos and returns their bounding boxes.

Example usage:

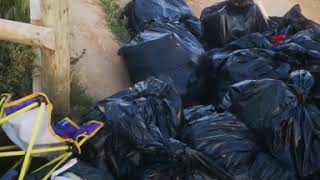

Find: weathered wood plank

[0,18,55,50]
[30,0,43,93]
[41,0,71,115]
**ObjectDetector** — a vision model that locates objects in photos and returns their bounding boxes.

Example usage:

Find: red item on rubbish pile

[271,35,288,44]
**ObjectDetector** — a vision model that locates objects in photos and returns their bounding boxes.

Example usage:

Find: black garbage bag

[180,15,204,44]
[200,0,268,49]
[132,0,191,21]
[122,0,201,38]
[61,161,115,180]
[221,70,320,178]
[180,105,296,180]
[138,164,218,180]
[82,77,229,180]
[199,47,290,103]
[288,29,320,51]
[86,77,182,136]
[272,29,320,100]
[272,29,320,68]
[312,72,320,106]
[81,77,181,179]
[182,106,296,180]
[119,21,205,102]
[26,160,115,180]
[226,33,272,50]
[268,5,320,36]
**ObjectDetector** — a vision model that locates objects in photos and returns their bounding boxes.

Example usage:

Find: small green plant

[0,42,34,97]
[100,0,130,42]
[70,74,96,121]
[0,0,29,22]
[0,0,34,97]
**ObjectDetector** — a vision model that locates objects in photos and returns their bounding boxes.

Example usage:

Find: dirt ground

[69,0,130,100]
[70,0,320,99]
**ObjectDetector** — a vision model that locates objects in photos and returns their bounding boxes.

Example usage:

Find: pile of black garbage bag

[80,0,320,179]
[119,0,205,103]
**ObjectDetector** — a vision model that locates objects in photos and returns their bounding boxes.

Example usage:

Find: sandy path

[69,0,130,100]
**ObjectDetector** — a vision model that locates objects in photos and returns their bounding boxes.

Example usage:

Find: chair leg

[11,157,24,170]
[0,145,70,158]
[31,153,69,174]
[18,102,46,180]
[0,96,8,116]
[0,145,18,151]
[43,152,72,180]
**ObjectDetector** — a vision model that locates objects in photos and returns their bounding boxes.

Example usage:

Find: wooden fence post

[30,0,42,93]
[41,0,70,115]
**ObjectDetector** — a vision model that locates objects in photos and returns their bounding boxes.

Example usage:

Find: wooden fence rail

[0,0,70,115]
[0,19,55,50]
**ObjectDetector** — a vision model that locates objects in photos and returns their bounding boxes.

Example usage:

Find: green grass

[0,42,34,97]
[0,0,34,97]
[100,0,130,42]
[0,0,94,119]
[0,0,29,22]
[70,73,96,121]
